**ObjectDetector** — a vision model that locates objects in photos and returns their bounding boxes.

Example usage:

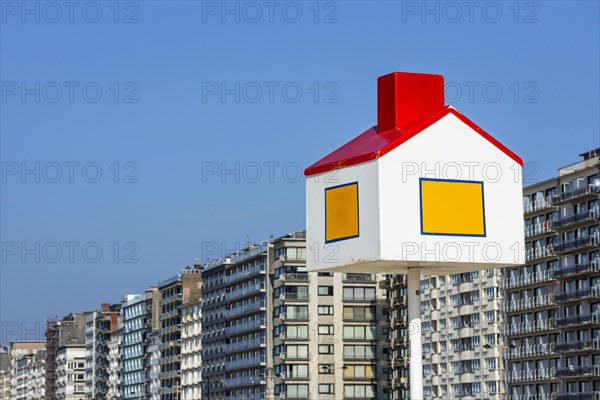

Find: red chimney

[377,72,445,133]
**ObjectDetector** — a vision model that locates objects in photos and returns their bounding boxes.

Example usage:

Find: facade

[46,313,89,400]
[107,329,122,399]
[201,232,387,400]
[85,304,122,400]
[505,148,600,399]
[9,341,46,400]
[158,266,203,400]
[56,345,86,400]
[0,348,10,400]
[148,332,162,400]
[14,349,46,400]
[180,299,202,400]
[121,288,160,400]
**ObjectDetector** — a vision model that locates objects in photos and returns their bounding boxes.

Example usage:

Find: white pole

[407,267,423,400]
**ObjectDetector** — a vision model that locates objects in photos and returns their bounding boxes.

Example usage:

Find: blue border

[419,177,487,237]
[325,181,360,244]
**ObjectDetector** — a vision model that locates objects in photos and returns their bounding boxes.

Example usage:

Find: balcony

[282,372,310,381]
[226,283,266,302]
[502,269,555,289]
[554,259,600,278]
[224,301,266,319]
[555,339,600,352]
[554,235,599,254]
[279,352,310,361]
[343,274,377,283]
[223,375,263,388]
[504,318,557,335]
[556,313,600,327]
[224,264,265,285]
[505,367,556,382]
[225,319,266,336]
[504,293,555,312]
[225,354,266,370]
[526,245,555,262]
[279,273,309,283]
[554,208,599,230]
[226,337,266,353]
[525,221,556,238]
[555,287,600,302]
[279,312,309,321]
[553,392,600,400]
[504,342,555,359]
[279,293,310,302]
[556,365,600,378]
[524,196,556,215]
[551,185,600,205]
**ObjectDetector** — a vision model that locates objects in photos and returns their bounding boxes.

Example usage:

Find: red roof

[304,105,523,176]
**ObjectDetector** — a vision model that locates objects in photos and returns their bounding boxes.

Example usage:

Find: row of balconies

[224,301,266,319]
[225,354,266,370]
[554,235,599,254]
[224,263,265,285]
[554,258,600,278]
[504,293,555,312]
[550,185,600,205]
[555,286,600,302]
[226,283,266,302]
[554,207,599,229]
[225,320,266,336]
[503,318,557,335]
[505,367,557,382]
[502,269,555,289]
[226,337,266,353]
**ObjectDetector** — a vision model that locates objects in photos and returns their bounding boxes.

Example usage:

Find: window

[343,306,376,321]
[286,325,309,340]
[343,287,376,301]
[344,364,376,379]
[286,305,308,320]
[318,305,334,315]
[286,384,309,398]
[319,384,334,394]
[318,325,334,335]
[343,345,375,359]
[318,286,334,296]
[344,384,376,398]
[286,345,308,359]
[319,344,334,354]
[343,325,376,340]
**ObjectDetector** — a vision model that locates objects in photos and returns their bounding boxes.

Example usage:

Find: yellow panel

[325,183,359,243]
[420,179,486,236]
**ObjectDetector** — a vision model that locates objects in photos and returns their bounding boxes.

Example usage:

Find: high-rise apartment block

[201,232,387,400]
[504,148,600,399]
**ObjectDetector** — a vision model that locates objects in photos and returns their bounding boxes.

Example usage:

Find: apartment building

[504,148,600,399]
[9,341,46,400]
[56,345,86,400]
[45,313,89,400]
[158,266,203,400]
[148,332,162,400]
[121,288,160,400]
[380,274,409,400]
[201,232,387,400]
[181,299,202,400]
[85,303,122,400]
[107,329,121,399]
[14,349,46,400]
[0,348,10,400]
[383,269,505,400]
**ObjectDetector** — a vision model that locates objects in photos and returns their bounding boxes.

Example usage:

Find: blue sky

[1,1,599,342]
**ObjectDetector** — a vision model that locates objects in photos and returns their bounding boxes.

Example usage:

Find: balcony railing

[225,319,266,336]
[223,375,263,388]
[502,269,555,289]
[554,208,599,229]
[279,352,310,361]
[225,354,266,370]
[505,367,556,382]
[555,339,600,352]
[226,283,265,302]
[279,293,309,301]
[504,293,554,312]
[226,337,265,353]
[503,318,556,335]
[526,245,554,262]
[343,274,377,283]
[504,342,555,359]
[224,263,265,285]
[555,286,600,302]
[554,235,599,254]
[551,185,600,204]
[556,365,600,378]
[524,196,555,215]
[556,313,600,327]
[553,392,600,400]
[223,301,266,319]
[525,221,556,238]
[280,312,310,321]
[280,273,309,282]
[554,259,600,278]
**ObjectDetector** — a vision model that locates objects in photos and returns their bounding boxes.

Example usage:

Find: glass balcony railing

[226,283,265,302]
[554,235,599,254]
[224,263,265,285]
[556,313,600,327]
[555,287,600,302]
[556,365,600,378]
[554,208,599,229]
[502,269,555,289]
[554,259,600,278]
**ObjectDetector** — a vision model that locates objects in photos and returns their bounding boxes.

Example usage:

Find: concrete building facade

[504,148,600,399]
[180,299,202,400]
[56,345,86,400]
[201,232,387,400]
